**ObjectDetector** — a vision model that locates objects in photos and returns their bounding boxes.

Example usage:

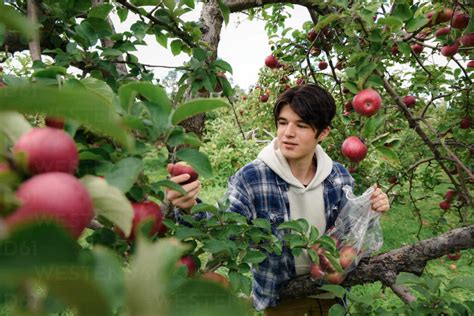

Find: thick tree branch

[280,224,474,300]
[27,0,41,61]
[225,0,318,12]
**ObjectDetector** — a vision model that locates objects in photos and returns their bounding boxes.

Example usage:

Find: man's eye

[278,121,287,125]
[298,125,309,128]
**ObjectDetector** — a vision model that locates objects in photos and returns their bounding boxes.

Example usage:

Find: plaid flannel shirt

[226,159,354,311]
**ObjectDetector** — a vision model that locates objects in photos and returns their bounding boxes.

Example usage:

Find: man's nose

[284,123,296,137]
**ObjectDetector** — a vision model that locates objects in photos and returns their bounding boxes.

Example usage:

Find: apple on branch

[178,255,199,276]
[264,55,279,69]
[341,136,368,163]
[5,172,94,239]
[352,89,382,117]
[201,271,230,288]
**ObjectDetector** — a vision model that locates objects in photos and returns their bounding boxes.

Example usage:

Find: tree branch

[27,0,41,61]
[279,224,474,300]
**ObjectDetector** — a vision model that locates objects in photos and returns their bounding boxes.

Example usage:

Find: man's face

[277,104,326,164]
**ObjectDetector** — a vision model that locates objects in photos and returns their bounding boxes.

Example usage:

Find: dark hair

[273,84,336,136]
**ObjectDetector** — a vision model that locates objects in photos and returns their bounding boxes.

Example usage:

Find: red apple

[318,61,328,70]
[435,27,451,37]
[460,33,474,47]
[391,45,399,56]
[201,272,230,288]
[348,166,357,173]
[45,117,65,129]
[6,172,93,238]
[447,251,461,261]
[241,95,247,100]
[296,78,305,85]
[214,72,226,93]
[319,253,336,272]
[342,136,368,163]
[389,175,398,184]
[352,89,382,117]
[434,8,454,24]
[325,272,344,284]
[13,127,78,175]
[178,255,198,276]
[310,47,321,56]
[444,190,456,202]
[467,60,474,68]
[344,101,353,111]
[310,263,326,280]
[439,200,450,210]
[307,29,317,42]
[339,246,357,269]
[335,60,345,70]
[265,55,279,69]
[260,93,269,103]
[170,162,199,185]
[403,95,416,108]
[451,12,470,30]
[441,42,459,57]
[460,117,471,129]
[129,201,164,240]
[411,43,424,55]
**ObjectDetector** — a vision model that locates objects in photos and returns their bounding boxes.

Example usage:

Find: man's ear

[317,128,330,142]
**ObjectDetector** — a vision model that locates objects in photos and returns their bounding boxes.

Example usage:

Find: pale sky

[111,5,310,90]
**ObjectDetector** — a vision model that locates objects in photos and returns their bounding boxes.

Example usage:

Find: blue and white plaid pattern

[226,159,354,311]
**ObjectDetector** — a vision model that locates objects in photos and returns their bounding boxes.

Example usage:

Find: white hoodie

[258,138,333,275]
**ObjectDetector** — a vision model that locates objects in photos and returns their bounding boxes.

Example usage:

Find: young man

[166,84,390,315]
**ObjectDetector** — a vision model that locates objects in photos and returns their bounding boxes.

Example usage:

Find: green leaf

[175,147,213,178]
[315,13,340,31]
[117,7,129,22]
[153,179,187,195]
[396,272,423,285]
[252,218,271,231]
[175,227,207,239]
[217,0,230,25]
[391,2,413,21]
[168,279,250,316]
[319,284,347,298]
[80,175,134,237]
[170,39,183,56]
[75,20,99,46]
[378,17,403,31]
[193,47,208,62]
[125,238,187,316]
[328,303,347,315]
[213,59,233,74]
[164,0,176,11]
[91,247,125,312]
[155,31,168,48]
[0,111,32,144]
[375,146,400,165]
[0,85,133,149]
[277,220,305,234]
[0,4,35,39]
[191,203,220,215]
[180,0,195,9]
[105,157,143,193]
[131,0,160,6]
[446,276,474,291]
[203,239,236,255]
[80,77,116,105]
[296,218,310,234]
[172,98,228,125]
[119,82,172,114]
[88,3,114,19]
[362,117,377,138]
[405,16,430,33]
[398,41,411,57]
[242,250,267,264]
[33,66,68,79]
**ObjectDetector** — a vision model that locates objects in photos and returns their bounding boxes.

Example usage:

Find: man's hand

[371,184,390,213]
[166,163,201,212]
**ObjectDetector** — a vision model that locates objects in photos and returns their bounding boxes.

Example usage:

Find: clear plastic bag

[325,185,384,274]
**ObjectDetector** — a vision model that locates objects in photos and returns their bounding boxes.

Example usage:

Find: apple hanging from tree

[260,93,269,103]
[170,162,199,185]
[439,201,450,210]
[307,29,317,42]
[444,190,456,202]
[460,117,471,129]
[178,255,199,276]
[352,89,382,117]
[342,136,368,163]
[435,27,451,37]
[460,33,474,47]
[440,42,459,57]
[6,172,94,238]
[411,43,424,55]
[265,55,279,69]
[13,127,78,175]
[389,175,398,184]
[403,95,416,108]
[318,61,328,70]
[451,12,470,30]
[201,271,230,288]
[467,60,474,68]
[129,201,164,240]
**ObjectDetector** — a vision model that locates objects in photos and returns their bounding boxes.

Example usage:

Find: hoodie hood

[257,138,333,190]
